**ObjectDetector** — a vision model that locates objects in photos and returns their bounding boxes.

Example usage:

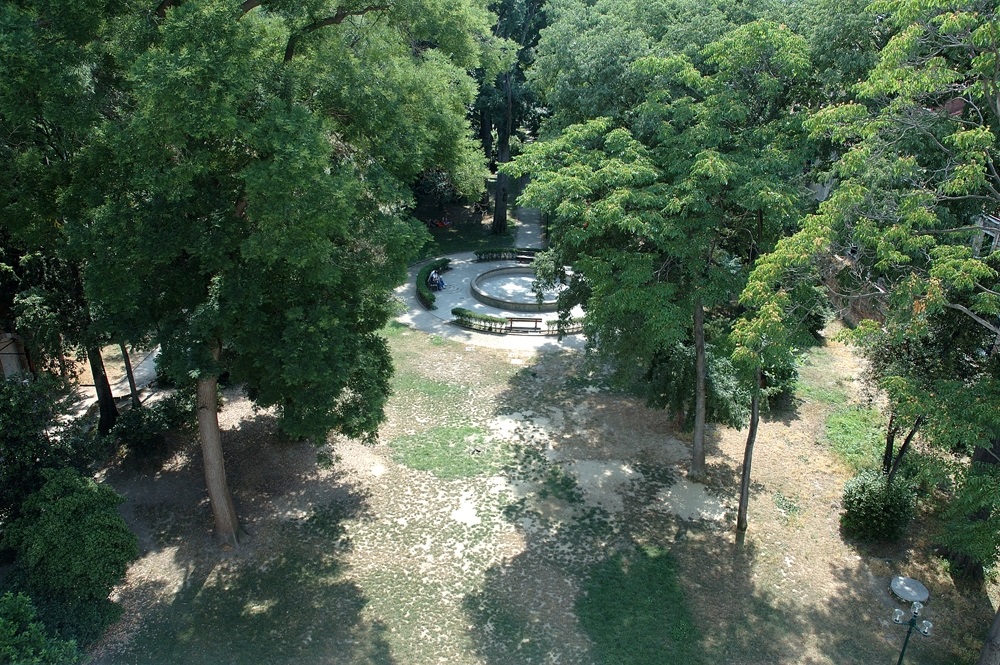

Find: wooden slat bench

[507,317,542,333]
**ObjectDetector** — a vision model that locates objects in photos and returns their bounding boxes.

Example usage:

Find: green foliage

[0,376,97,521]
[451,307,509,333]
[3,469,138,606]
[577,546,704,665]
[0,0,501,451]
[0,592,83,665]
[937,464,1000,572]
[512,15,816,469]
[840,469,915,542]
[643,343,750,430]
[111,391,196,455]
[824,406,884,472]
[416,259,452,310]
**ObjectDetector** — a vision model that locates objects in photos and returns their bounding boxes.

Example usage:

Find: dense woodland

[1,0,1000,662]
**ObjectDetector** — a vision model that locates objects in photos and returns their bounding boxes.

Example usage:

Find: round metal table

[890,576,929,603]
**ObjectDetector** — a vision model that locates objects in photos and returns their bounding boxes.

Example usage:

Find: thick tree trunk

[197,345,241,547]
[690,296,707,480]
[86,345,118,435]
[119,342,141,408]
[978,606,1000,665]
[492,73,513,236]
[736,369,762,532]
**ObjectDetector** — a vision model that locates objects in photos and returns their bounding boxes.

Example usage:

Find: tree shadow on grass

[102,542,393,665]
[797,561,907,665]
[459,352,813,665]
[665,525,811,665]
[821,530,999,665]
[96,405,394,665]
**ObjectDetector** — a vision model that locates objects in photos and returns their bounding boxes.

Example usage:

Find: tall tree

[0,0,127,434]
[473,0,545,235]
[72,0,495,546]
[510,20,813,479]
[738,3,1000,642]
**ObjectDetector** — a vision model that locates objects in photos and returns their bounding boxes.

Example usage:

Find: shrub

[0,375,95,521]
[451,307,508,333]
[3,468,138,605]
[111,390,195,454]
[0,592,83,664]
[840,469,915,542]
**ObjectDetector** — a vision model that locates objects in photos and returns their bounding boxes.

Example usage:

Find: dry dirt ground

[89,324,998,665]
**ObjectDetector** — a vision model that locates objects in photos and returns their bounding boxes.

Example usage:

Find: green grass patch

[381,321,410,338]
[794,347,850,405]
[772,491,801,522]
[390,425,502,479]
[462,588,555,664]
[823,405,884,472]
[577,546,704,665]
[794,380,849,404]
[390,369,463,400]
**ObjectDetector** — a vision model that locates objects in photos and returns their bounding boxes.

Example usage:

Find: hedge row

[415,258,451,310]
[452,307,508,333]
[474,247,540,262]
[451,308,583,336]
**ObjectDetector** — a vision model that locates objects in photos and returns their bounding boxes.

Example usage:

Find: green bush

[840,469,915,542]
[451,307,508,333]
[0,376,96,521]
[416,258,451,309]
[4,468,138,605]
[111,391,195,453]
[0,592,83,664]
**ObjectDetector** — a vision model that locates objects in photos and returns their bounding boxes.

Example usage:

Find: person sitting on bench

[429,269,445,290]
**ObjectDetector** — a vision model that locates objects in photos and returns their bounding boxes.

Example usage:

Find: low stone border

[470,266,560,313]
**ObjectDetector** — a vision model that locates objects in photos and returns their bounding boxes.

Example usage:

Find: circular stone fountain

[470,266,564,313]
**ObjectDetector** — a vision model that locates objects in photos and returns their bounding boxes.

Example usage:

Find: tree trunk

[736,369,762,532]
[119,341,141,408]
[978,606,1000,665]
[690,296,707,480]
[57,335,68,380]
[882,414,897,475]
[86,345,118,435]
[886,415,923,487]
[492,73,513,236]
[480,106,494,170]
[971,438,1000,466]
[197,344,241,547]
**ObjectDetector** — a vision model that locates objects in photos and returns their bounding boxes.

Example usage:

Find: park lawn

[91,324,997,664]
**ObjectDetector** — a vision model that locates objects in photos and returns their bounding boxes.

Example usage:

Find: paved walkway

[394,203,585,353]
